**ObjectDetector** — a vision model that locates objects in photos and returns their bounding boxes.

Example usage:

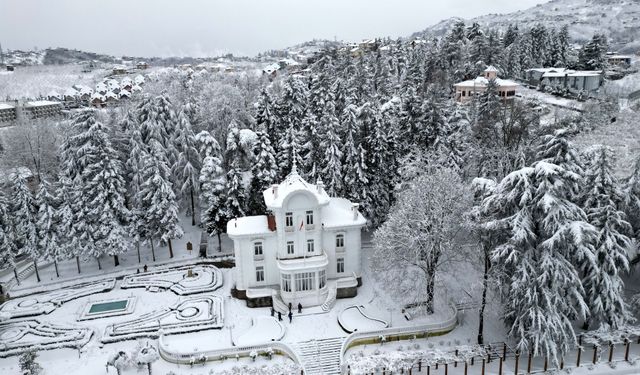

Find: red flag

[299,220,304,231]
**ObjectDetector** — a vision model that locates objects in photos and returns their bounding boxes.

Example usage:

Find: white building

[227,166,367,311]
[453,66,519,103]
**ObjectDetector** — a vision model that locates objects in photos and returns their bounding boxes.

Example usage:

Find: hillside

[414,0,640,53]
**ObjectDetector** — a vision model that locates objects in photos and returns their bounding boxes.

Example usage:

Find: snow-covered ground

[0,65,106,100]
[0,225,480,374]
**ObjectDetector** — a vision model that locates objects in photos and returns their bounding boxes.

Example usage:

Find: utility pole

[0,42,4,65]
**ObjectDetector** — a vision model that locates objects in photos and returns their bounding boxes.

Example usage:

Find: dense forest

[1,21,638,365]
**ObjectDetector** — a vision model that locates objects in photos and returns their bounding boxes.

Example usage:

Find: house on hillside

[607,55,632,68]
[262,63,280,78]
[136,61,149,70]
[227,165,366,310]
[23,101,63,119]
[526,68,603,94]
[453,66,519,103]
[0,102,17,123]
[112,65,127,75]
[91,93,105,108]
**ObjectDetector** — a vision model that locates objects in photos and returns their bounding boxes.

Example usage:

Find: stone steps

[293,337,344,375]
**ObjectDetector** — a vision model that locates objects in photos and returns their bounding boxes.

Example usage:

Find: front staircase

[272,292,289,314]
[292,337,344,375]
[321,284,337,312]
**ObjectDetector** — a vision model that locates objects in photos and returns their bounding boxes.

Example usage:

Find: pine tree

[61,111,131,269]
[247,129,277,215]
[174,109,202,226]
[0,188,19,283]
[321,103,343,196]
[624,156,640,238]
[195,130,221,159]
[255,88,277,151]
[482,129,597,364]
[223,167,246,222]
[56,176,83,273]
[35,179,63,278]
[578,34,608,70]
[200,153,226,251]
[137,141,183,260]
[136,94,179,171]
[10,171,40,282]
[341,104,369,203]
[581,146,631,329]
[277,124,303,180]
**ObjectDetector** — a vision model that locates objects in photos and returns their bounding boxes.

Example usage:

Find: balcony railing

[335,246,345,253]
[305,224,315,231]
[253,254,264,261]
[284,226,294,232]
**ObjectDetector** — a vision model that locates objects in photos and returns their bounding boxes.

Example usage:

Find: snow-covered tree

[320,103,343,196]
[137,140,183,260]
[173,109,202,226]
[195,130,221,159]
[581,146,631,329]
[481,129,596,364]
[623,156,640,239]
[372,168,470,314]
[10,171,40,282]
[132,341,159,375]
[341,104,369,204]
[199,135,226,251]
[247,129,277,215]
[0,188,19,284]
[60,111,131,269]
[19,350,42,375]
[35,179,63,278]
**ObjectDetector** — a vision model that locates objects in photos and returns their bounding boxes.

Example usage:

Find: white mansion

[227,166,367,311]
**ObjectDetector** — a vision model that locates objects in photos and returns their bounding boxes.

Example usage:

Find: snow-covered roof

[64,88,79,97]
[484,65,499,72]
[454,76,519,88]
[26,100,61,107]
[96,82,107,92]
[134,75,145,84]
[0,103,15,110]
[226,215,273,237]
[279,58,300,66]
[119,90,131,98]
[608,55,633,59]
[91,93,105,101]
[263,166,331,209]
[262,63,280,74]
[321,198,367,229]
[541,70,602,78]
[527,67,570,74]
[131,85,142,92]
[47,90,61,99]
[121,77,132,85]
[105,91,118,99]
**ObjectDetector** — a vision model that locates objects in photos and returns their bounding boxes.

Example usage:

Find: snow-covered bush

[19,351,42,375]
[132,341,159,375]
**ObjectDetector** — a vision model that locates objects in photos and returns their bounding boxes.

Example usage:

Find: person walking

[288,311,293,323]
[270,306,275,317]
[278,311,282,321]
[298,303,302,314]
[288,302,292,312]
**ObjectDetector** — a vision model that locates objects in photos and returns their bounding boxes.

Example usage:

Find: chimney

[271,184,279,199]
[351,203,359,221]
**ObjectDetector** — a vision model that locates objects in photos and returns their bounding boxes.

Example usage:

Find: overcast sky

[0,0,546,58]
